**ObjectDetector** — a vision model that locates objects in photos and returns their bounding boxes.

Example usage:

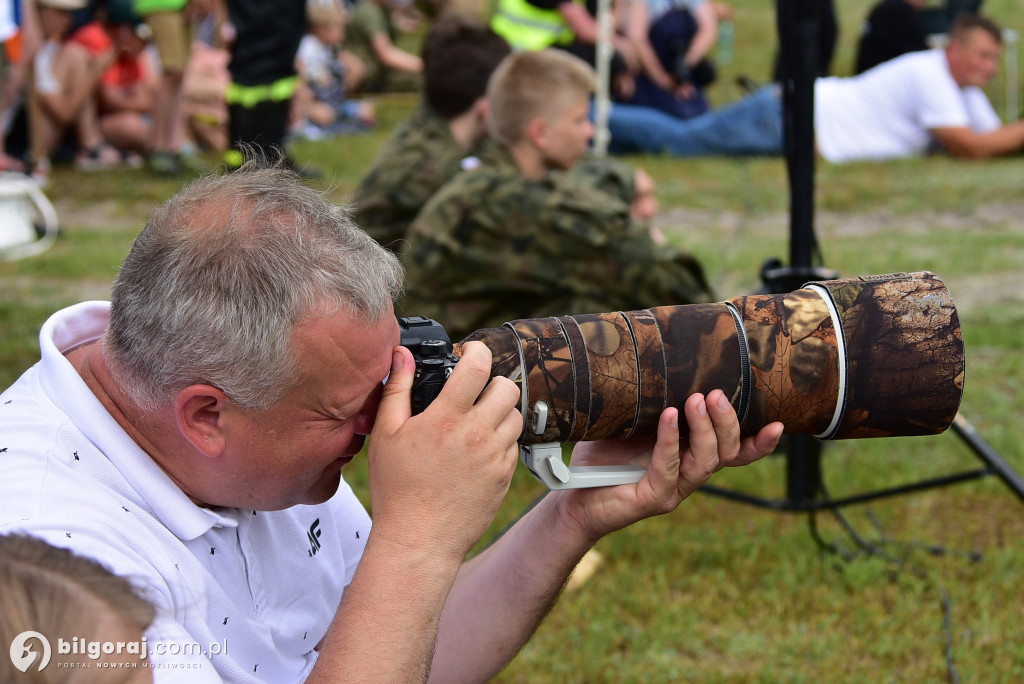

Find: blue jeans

[603,85,785,157]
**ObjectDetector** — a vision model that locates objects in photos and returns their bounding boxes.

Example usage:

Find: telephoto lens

[456,272,964,444]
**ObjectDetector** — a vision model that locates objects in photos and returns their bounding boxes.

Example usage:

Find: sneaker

[122,151,145,169]
[75,144,122,171]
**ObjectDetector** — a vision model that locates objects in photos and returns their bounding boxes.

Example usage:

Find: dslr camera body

[397,315,648,490]
[398,316,459,416]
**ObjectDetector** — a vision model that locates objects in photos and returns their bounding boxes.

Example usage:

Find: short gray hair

[105,161,405,410]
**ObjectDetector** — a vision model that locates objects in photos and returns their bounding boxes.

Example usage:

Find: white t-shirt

[814,48,1001,163]
[33,40,62,95]
[0,0,17,43]
[296,34,337,87]
[0,302,371,683]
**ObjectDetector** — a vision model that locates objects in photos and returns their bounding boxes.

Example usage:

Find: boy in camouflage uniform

[354,14,660,252]
[400,49,712,343]
[352,14,509,250]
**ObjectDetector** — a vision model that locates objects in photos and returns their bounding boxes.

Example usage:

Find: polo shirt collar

[38,302,237,540]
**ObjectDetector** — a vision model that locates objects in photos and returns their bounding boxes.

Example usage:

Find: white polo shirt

[0,302,371,683]
[815,48,1001,163]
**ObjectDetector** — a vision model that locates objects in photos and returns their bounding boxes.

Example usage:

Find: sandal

[74,144,123,171]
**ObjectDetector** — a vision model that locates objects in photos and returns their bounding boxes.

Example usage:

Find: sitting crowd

[2,0,1018,190]
[0,0,394,184]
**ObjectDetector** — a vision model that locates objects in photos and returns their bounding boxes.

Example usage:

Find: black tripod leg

[785,434,823,511]
[952,414,1024,503]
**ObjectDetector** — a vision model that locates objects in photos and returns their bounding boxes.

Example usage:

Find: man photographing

[0,161,782,681]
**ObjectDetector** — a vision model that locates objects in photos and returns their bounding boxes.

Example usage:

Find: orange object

[4,30,22,63]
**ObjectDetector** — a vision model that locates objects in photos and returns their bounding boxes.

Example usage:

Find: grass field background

[1,1,1022,681]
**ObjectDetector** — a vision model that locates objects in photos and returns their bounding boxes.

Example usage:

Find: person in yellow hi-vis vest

[491,0,639,99]
[491,0,576,50]
[221,0,318,177]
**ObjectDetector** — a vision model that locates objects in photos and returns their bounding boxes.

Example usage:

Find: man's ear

[526,115,549,150]
[175,385,232,458]
[475,96,490,126]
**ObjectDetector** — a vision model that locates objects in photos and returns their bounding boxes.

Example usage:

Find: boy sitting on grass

[400,48,712,342]
[293,0,375,140]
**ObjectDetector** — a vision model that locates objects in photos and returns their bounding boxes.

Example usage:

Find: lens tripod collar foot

[520,442,646,490]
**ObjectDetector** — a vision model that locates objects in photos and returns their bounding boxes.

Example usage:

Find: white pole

[592,0,613,156]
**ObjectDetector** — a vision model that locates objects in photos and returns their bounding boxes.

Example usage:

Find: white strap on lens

[807,283,848,440]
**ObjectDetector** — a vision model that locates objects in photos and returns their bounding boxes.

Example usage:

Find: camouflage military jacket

[400,145,712,342]
[353,105,642,252]
[353,106,471,251]
[571,154,636,206]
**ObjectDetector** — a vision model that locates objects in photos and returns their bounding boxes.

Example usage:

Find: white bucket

[0,172,59,260]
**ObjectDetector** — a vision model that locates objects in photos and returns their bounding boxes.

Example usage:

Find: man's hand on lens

[555,389,783,542]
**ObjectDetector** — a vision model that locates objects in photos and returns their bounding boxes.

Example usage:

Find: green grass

[2,1,1024,681]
